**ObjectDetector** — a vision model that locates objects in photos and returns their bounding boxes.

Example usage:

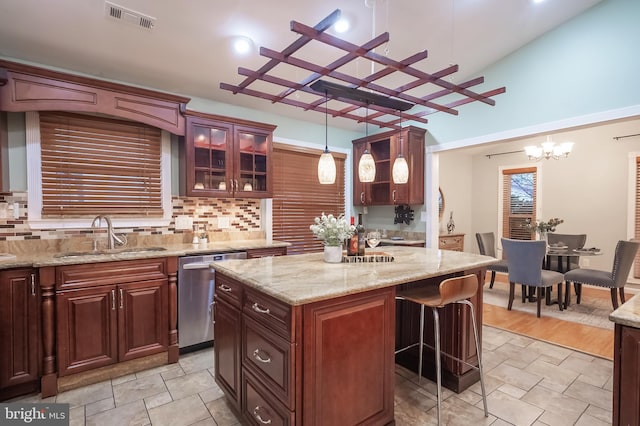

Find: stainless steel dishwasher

[178,251,247,351]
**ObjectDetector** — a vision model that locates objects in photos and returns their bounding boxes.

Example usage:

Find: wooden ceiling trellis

[220,9,506,131]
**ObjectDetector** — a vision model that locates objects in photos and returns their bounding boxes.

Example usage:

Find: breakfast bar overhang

[211,246,497,425]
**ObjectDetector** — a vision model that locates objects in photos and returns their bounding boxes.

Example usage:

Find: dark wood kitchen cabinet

[214,270,395,425]
[55,259,169,377]
[353,126,425,206]
[613,323,640,425]
[0,268,40,401]
[246,246,288,258]
[183,111,276,198]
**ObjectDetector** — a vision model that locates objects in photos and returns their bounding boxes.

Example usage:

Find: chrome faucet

[91,215,126,250]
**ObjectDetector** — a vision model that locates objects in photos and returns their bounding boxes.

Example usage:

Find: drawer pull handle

[252,349,272,364]
[253,406,272,425]
[251,303,270,314]
[119,288,124,309]
[31,274,36,296]
[218,284,232,292]
[111,289,116,311]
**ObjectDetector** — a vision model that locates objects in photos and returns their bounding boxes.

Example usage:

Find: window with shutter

[38,112,163,217]
[502,167,537,240]
[272,143,347,255]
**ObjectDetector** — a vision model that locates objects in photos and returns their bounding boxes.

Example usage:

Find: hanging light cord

[324,90,329,152]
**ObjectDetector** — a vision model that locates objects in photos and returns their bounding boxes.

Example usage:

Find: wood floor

[482,274,618,360]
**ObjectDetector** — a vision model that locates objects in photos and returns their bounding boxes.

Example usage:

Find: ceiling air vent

[104,1,156,30]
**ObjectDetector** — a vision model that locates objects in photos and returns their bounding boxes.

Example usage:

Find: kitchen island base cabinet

[613,324,640,425]
[302,287,395,426]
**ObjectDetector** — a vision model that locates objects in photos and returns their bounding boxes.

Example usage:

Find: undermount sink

[54,247,167,258]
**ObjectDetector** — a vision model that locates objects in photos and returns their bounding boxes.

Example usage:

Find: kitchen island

[211,246,496,426]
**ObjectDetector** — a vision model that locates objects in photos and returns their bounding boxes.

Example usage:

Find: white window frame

[25,111,172,229]
[496,163,541,256]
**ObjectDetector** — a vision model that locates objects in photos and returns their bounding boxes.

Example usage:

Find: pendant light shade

[392,112,409,184]
[318,149,337,184]
[317,90,337,184]
[358,103,376,183]
[392,155,409,184]
[358,150,376,182]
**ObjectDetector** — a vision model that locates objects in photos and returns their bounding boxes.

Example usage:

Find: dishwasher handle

[182,262,214,270]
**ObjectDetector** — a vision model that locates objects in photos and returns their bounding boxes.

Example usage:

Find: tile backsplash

[0,192,262,252]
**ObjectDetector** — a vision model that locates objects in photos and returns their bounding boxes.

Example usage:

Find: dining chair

[546,233,587,272]
[501,238,565,318]
[475,232,509,288]
[564,239,640,310]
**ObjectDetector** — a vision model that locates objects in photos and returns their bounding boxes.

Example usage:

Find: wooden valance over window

[0,60,189,135]
[39,112,163,217]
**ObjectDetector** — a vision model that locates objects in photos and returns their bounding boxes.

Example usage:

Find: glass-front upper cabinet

[184,113,275,198]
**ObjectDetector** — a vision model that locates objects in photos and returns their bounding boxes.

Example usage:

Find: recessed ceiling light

[533,0,545,3]
[334,18,350,33]
[233,36,253,55]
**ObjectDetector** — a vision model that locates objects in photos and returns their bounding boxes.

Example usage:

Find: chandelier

[524,136,574,161]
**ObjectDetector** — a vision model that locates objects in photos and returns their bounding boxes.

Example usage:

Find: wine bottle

[347,216,358,256]
[356,213,366,256]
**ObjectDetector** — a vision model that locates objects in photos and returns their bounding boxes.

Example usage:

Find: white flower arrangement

[309,212,356,247]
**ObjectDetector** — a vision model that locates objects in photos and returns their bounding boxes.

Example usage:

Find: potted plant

[309,213,356,263]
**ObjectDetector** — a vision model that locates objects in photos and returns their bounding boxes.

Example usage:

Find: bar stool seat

[395,274,488,425]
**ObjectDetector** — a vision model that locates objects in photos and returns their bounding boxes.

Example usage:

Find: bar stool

[395,274,488,425]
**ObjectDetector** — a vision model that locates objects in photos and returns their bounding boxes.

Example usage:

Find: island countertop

[211,246,497,305]
[610,292,640,328]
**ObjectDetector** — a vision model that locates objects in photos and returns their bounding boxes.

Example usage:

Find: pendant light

[317,90,336,184]
[392,112,409,184]
[358,103,376,182]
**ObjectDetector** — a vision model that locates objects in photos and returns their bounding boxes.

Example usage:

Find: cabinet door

[185,117,234,197]
[118,279,168,362]
[302,287,395,425]
[0,269,39,396]
[614,325,640,426]
[57,285,118,376]
[214,296,242,409]
[234,125,273,198]
[352,141,370,206]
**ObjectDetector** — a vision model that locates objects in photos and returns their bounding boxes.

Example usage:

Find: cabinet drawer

[56,259,167,291]
[243,370,294,426]
[439,235,464,252]
[214,273,243,308]
[243,316,295,409]
[244,288,292,340]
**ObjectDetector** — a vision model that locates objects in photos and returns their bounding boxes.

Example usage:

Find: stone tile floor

[11,326,612,425]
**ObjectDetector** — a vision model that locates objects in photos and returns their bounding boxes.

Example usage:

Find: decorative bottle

[447,211,455,234]
[356,213,366,256]
[347,216,358,256]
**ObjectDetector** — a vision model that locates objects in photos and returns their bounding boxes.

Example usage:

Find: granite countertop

[609,292,640,328]
[0,240,290,270]
[211,246,497,306]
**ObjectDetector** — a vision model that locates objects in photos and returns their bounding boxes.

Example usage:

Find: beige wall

[440,117,640,271]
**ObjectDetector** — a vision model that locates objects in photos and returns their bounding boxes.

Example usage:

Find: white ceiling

[0,0,603,132]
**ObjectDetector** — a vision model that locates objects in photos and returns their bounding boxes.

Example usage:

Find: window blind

[272,143,346,255]
[39,112,162,217]
[502,167,536,240]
